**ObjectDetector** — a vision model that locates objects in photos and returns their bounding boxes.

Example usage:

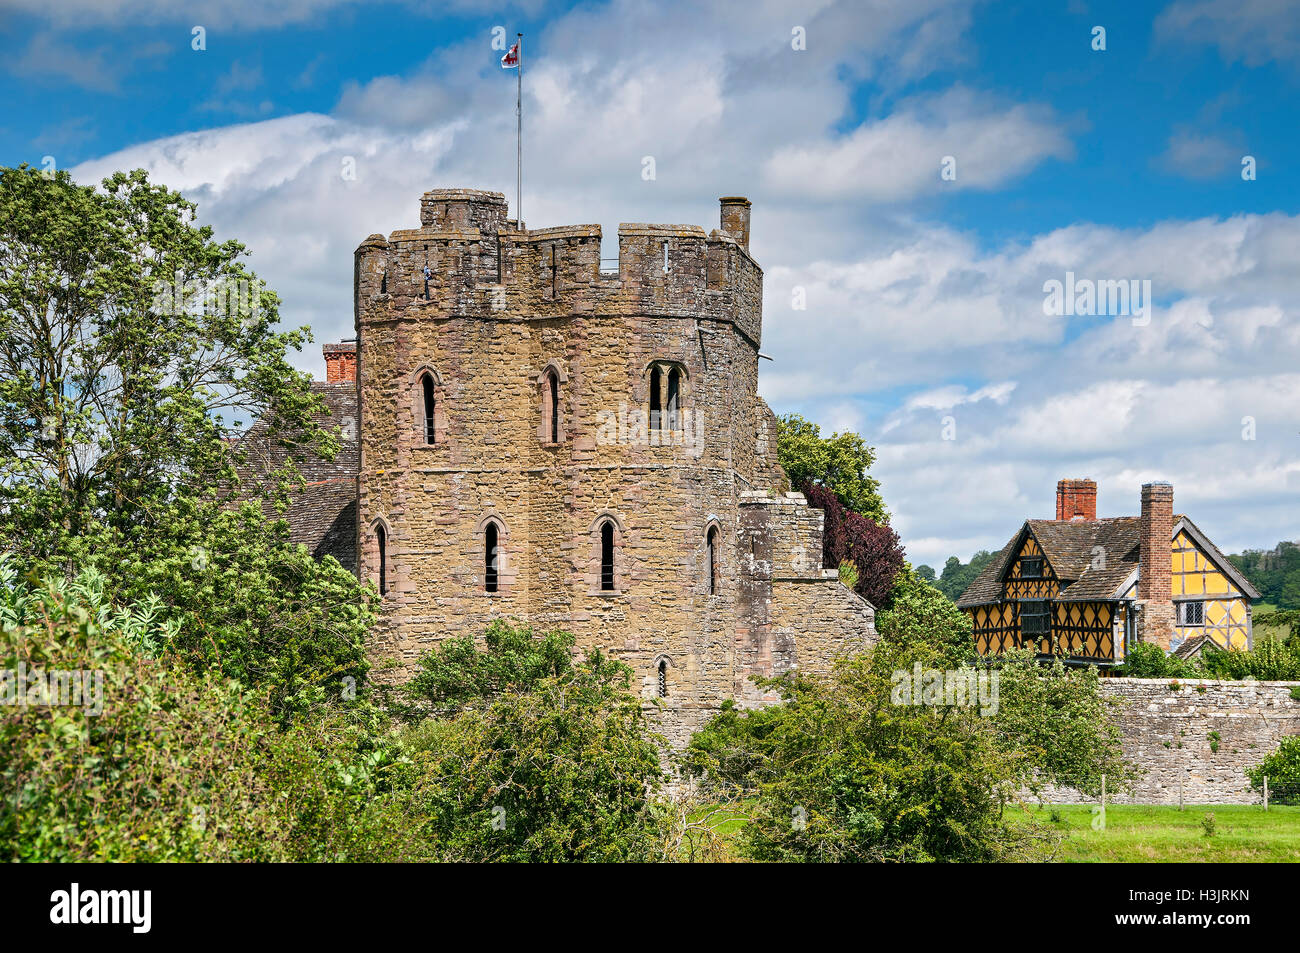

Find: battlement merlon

[353,192,763,345]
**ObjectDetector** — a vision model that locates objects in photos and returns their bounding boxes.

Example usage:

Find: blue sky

[2,0,1297,567]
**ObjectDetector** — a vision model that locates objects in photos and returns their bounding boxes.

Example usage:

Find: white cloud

[1157,128,1243,180]
[763,88,1072,201]
[1156,0,1300,67]
[59,0,1300,572]
[5,31,169,92]
[0,0,514,30]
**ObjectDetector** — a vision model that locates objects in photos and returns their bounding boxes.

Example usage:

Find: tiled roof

[1173,634,1214,659]
[235,381,358,487]
[232,381,359,574]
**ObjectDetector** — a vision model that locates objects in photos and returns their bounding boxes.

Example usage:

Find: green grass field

[1020,804,1300,862]
[692,803,1300,862]
[1253,604,1292,641]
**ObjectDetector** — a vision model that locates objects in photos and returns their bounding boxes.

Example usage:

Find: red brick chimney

[1056,478,1097,521]
[323,340,357,384]
[1137,481,1175,649]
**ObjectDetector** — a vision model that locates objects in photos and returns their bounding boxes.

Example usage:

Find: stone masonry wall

[1035,677,1300,804]
[353,188,878,748]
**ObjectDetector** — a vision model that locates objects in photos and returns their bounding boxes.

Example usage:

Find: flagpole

[516,33,523,229]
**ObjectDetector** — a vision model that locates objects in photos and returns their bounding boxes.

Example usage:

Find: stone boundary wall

[1035,677,1300,805]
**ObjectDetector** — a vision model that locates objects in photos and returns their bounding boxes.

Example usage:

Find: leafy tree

[932,550,996,602]
[875,563,975,665]
[392,621,670,861]
[802,483,905,608]
[735,642,1048,862]
[1229,541,1300,609]
[990,650,1136,797]
[775,413,886,522]
[1268,609,1300,643]
[915,564,936,583]
[0,164,373,708]
[0,164,330,558]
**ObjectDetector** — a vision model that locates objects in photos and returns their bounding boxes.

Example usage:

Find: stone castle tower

[324,188,877,744]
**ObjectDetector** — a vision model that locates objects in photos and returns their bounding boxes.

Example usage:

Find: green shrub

[876,565,976,666]
[734,641,1045,862]
[399,618,575,716]
[1115,641,1197,678]
[392,630,670,861]
[0,559,414,861]
[1201,637,1300,682]
[1247,736,1300,806]
[837,559,860,591]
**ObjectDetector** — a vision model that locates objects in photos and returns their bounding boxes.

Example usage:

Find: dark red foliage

[801,483,906,608]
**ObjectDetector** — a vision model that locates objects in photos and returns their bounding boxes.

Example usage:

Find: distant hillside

[1228,541,1300,611]
[916,551,996,603]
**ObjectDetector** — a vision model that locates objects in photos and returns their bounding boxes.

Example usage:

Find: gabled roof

[956,512,1259,607]
[1172,634,1215,660]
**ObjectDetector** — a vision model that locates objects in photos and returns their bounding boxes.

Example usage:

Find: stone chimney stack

[719,196,752,252]
[1056,478,1097,521]
[1137,481,1175,649]
[323,340,357,384]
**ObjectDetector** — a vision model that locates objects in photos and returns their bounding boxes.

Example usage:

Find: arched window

[540,369,560,443]
[549,371,559,442]
[485,521,500,593]
[649,366,662,432]
[421,373,436,445]
[376,523,388,596]
[666,367,680,430]
[707,526,719,595]
[600,520,615,591]
[657,659,668,698]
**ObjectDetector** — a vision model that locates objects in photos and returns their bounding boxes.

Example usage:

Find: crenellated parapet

[353,190,762,344]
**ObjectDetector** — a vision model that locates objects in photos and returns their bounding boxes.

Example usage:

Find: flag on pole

[503,34,523,227]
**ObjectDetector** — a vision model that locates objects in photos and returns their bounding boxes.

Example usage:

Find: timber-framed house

[957,479,1259,665]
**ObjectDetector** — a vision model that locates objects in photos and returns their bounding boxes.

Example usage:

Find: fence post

[1179,775,1184,811]
[1101,773,1107,828]
[1264,774,1269,812]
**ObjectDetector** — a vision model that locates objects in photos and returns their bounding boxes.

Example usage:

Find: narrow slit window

[649,366,662,432]
[600,520,615,591]
[485,522,500,593]
[707,526,718,595]
[421,374,436,445]
[376,524,388,596]
[666,367,680,430]
[657,660,668,698]
[548,371,559,443]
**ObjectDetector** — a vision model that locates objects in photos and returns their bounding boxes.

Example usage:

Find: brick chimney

[719,196,751,252]
[1056,478,1097,521]
[1137,481,1175,649]
[323,340,357,384]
